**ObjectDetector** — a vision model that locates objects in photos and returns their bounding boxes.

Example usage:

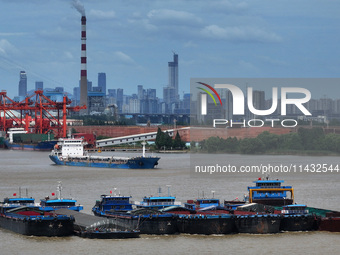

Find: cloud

[147,9,202,27]
[89,9,116,20]
[0,32,28,36]
[184,41,198,48]
[258,55,288,66]
[37,26,77,41]
[208,0,248,13]
[0,39,18,56]
[113,51,135,65]
[200,25,282,43]
[63,51,74,60]
[238,60,258,73]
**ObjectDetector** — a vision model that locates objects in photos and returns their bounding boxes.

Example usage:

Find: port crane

[0,90,86,138]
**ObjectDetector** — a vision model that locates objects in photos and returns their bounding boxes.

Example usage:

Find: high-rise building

[98,73,106,95]
[116,88,124,113]
[87,80,92,92]
[163,87,176,105]
[147,89,156,100]
[168,53,179,102]
[137,85,144,100]
[73,87,80,106]
[163,53,179,113]
[35,81,43,91]
[108,89,116,98]
[248,90,265,118]
[18,71,27,97]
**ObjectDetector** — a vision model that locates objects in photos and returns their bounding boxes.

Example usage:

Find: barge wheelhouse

[248,179,294,206]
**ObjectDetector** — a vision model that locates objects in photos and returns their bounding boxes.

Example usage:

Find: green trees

[200,136,240,153]
[198,127,340,155]
[155,127,186,150]
[239,138,265,154]
[173,131,186,149]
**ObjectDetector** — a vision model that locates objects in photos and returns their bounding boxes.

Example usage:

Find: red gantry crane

[0,90,86,138]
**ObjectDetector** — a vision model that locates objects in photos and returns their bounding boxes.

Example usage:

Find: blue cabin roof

[197,199,220,203]
[101,195,131,200]
[249,179,292,190]
[42,199,76,203]
[8,198,35,202]
[143,196,176,200]
[254,180,284,184]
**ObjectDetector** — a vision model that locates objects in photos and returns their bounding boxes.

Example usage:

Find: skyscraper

[137,85,144,100]
[18,71,27,97]
[98,73,106,94]
[168,53,179,102]
[116,88,124,113]
[163,53,179,113]
[35,81,43,91]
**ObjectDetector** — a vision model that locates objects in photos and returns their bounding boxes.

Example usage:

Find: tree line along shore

[192,127,340,155]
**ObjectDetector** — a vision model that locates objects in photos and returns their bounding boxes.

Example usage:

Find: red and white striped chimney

[79,15,88,114]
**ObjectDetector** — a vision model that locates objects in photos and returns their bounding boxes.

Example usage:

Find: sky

[0,0,339,99]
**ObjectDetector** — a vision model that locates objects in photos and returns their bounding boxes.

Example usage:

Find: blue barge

[92,193,178,234]
[39,183,83,212]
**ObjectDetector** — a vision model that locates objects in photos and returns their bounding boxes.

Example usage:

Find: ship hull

[319,217,340,232]
[49,155,160,169]
[103,214,178,235]
[5,140,57,151]
[177,215,235,235]
[77,230,140,239]
[0,215,74,236]
[280,215,318,231]
[235,215,281,234]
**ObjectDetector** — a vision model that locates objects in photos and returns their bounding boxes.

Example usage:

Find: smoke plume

[72,0,85,16]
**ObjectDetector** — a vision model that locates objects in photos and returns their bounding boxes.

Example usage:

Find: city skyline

[0,1,340,100]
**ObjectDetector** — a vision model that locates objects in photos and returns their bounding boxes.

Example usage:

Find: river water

[0,149,339,255]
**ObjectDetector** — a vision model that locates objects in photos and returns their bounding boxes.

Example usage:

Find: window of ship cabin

[47,201,75,206]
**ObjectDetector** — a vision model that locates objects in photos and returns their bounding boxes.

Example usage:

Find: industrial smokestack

[72,0,87,114]
[79,15,88,114]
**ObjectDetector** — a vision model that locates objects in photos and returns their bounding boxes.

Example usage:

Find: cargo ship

[49,138,160,169]
[4,128,57,151]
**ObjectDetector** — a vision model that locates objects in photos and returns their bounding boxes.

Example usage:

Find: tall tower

[80,15,88,114]
[18,71,27,97]
[168,53,179,102]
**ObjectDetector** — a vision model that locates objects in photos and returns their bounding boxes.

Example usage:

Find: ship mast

[57,182,63,200]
